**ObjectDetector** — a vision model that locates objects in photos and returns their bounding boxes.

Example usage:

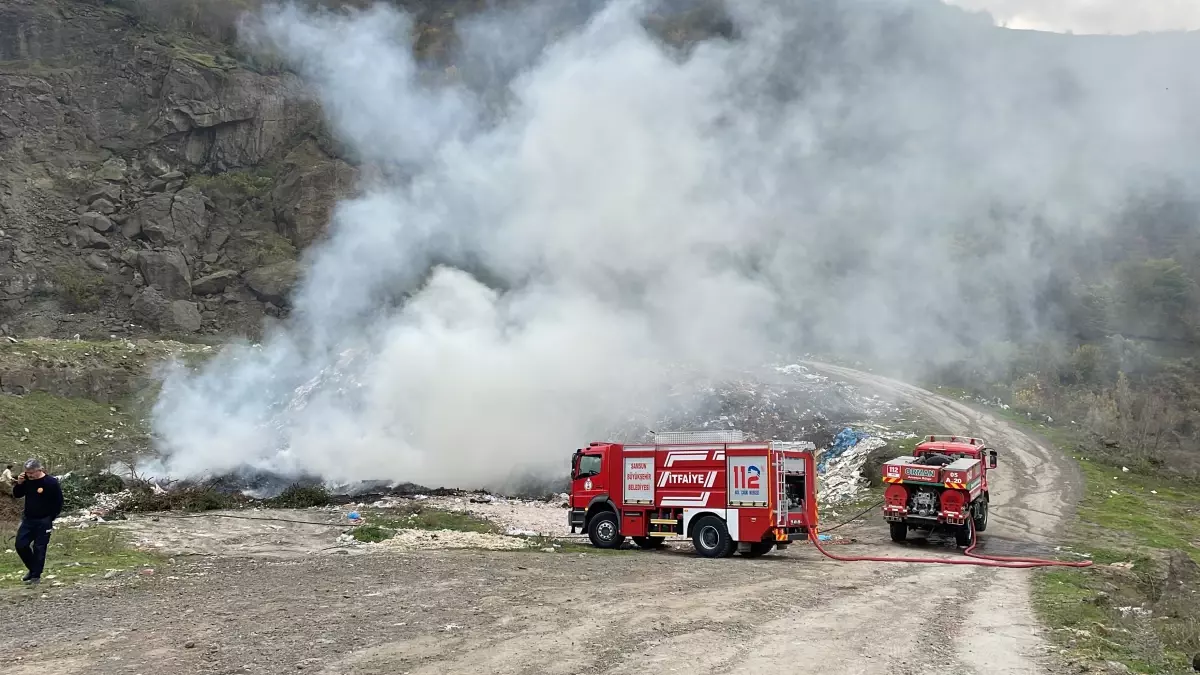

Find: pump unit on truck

[568,430,818,558]
[881,434,998,547]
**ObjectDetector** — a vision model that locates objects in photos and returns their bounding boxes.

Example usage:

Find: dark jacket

[12,475,64,520]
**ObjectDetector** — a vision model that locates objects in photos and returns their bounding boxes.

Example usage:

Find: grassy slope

[933,386,1200,673]
[0,338,217,471]
[0,525,160,590]
[0,392,143,471]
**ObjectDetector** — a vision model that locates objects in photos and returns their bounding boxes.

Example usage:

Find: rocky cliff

[0,0,361,341]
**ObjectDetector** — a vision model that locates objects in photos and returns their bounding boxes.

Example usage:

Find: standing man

[12,459,63,585]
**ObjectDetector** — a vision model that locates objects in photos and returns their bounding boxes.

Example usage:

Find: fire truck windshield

[575,454,601,479]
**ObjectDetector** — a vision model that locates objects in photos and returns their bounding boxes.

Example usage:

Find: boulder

[271,141,358,247]
[79,212,114,233]
[84,254,109,272]
[126,188,209,253]
[132,288,201,333]
[245,260,299,306]
[90,198,117,215]
[83,185,121,204]
[191,270,238,295]
[137,250,192,299]
[96,157,128,182]
[67,226,110,250]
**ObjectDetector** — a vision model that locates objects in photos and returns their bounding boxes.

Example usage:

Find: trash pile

[816,429,889,505]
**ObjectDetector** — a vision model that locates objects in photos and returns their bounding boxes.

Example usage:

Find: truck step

[650,519,678,525]
[647,532,673,537]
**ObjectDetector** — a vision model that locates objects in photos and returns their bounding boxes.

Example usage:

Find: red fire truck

[881,434,997,547]
[568,431,818,558]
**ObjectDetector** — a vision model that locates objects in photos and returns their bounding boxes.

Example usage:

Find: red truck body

[569,430,818,558]
[881,434,997,546]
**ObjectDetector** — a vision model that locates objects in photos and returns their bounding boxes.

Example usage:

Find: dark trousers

[15,517,53,579]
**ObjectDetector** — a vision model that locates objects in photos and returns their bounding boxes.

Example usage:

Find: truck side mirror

[988,450,997,468]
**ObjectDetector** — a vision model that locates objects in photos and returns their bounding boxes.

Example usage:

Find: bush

[351,524,392,543]
[264,483,330,508]
[60,471,126,511]
[124,482,241,512]
[52,266,106,312]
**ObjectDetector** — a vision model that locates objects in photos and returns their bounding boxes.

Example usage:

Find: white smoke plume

[147,0,1200,489]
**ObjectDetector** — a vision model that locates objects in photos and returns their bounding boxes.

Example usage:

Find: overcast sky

[947,0,1200,34]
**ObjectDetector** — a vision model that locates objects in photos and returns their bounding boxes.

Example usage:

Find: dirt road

[0,366,1081,675]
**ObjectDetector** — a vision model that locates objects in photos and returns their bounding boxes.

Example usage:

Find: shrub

[52,266,106,312]
[264,483,331,508]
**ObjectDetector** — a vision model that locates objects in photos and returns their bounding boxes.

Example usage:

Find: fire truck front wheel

[587,511,625,549]
[691,515,735,558]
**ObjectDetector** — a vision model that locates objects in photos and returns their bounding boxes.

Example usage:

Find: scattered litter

[347,511,362,524]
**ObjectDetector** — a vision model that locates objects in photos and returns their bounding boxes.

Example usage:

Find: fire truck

[881,434,997,547]
[568,430,818,558]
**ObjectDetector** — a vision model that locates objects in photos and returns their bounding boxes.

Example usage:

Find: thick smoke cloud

[146,0,1200,489]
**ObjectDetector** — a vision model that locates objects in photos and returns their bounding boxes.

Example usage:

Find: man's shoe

[21,574,39,584]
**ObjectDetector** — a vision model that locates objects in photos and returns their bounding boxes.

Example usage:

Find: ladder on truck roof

[653,430,746,444]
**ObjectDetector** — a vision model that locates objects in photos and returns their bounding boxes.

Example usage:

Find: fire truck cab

[568,431,818,558]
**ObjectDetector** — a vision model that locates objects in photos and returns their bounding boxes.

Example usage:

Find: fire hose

[806,512,1093,570]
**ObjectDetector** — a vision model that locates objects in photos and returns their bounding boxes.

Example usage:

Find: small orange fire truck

[881,434,997,547]
[568,430,818,558]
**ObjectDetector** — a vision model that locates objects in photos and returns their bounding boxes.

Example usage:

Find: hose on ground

[807,518,1093,569]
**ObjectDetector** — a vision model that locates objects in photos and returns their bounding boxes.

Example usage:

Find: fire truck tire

[741,542,775,558]
[954,524,972,548]
[691,515,735,558]
[633,537,665,550]
[587,511,625,549]
[973,499,989,533]
[889,522,908,542]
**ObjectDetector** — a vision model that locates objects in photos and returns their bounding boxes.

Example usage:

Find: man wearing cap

[12,459,63,585]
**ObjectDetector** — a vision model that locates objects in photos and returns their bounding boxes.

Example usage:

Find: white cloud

[947,0,1200,34]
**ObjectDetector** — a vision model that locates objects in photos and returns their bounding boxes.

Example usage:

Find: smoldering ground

[144,0,1200,491]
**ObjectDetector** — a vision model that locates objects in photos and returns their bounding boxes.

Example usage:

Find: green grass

[350,506,501,543]
[0,392,144,471]
[1075,460,1200,563]
[0,337,214,373]
[361,507,499,535]
[0,525,160,590]
[188,168,276,198]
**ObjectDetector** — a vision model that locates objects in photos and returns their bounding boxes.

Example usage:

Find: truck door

[572,450,607,506]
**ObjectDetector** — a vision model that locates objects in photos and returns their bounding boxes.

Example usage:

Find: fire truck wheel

[691,515,735,558]
[741,542,775,558]
[954,524,973,548]
[973,499,989,532]
[633,537,665,550]
[587,511,625,549]
[889,522,908,542]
